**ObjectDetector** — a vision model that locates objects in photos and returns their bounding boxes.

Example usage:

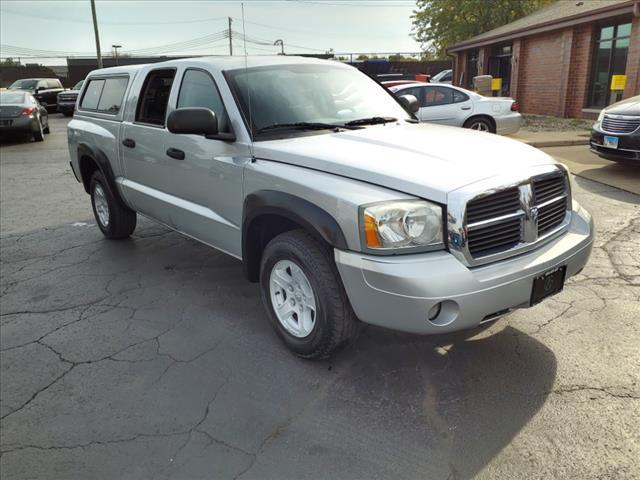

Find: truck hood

[252,122,557,203]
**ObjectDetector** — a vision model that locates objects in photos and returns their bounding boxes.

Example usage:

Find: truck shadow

[326,324,556,479]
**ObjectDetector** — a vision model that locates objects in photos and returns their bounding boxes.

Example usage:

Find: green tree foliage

[412,0,553,57]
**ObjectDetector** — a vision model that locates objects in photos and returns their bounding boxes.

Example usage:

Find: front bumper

[496,112,522,135]
[335,201,593,335]
[590,125,640,162]
[57,102,76,114]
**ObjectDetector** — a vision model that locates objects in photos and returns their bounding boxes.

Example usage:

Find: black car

[8,78,64,112]
[590,95,640,163]
[57,80,84,116]
[0,90,50,142]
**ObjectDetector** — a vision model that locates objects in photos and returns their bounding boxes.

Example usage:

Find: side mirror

[167,108,218,136]
[398,94,419,114]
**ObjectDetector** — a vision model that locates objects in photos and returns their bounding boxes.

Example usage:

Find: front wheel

[90,170,137,239]
[260,230,359,359]
[464,117,495,133]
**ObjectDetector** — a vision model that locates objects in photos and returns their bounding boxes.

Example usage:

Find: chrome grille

[466,187,522,258]
[458,169,571,263]
[59,94,78,101]
[601,115,640,134]
[533,174,568,236]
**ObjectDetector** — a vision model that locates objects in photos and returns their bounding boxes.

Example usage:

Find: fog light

[428,302,442,320]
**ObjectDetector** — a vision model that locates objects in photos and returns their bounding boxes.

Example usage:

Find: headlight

[597,109,605,122]
[361,200,444,252]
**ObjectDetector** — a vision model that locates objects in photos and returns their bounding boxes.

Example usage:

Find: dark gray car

[0,91,50,142]
[590,95,640,163]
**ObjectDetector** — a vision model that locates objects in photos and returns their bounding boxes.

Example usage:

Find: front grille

[462,172,570,261]
[467,217,522,256]
[601,115,640,134]
[466,187,522,257]
[533,174,568,236]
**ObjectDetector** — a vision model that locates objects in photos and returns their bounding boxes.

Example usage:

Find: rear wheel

[464,117,494,133]
[260,230,359,359]
[90,170,136,239]
[33,120,44,142]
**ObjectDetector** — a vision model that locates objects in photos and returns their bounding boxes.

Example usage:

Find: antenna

[241,2,255,159]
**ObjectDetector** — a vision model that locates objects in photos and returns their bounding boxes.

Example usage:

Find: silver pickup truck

[68,56,593,359]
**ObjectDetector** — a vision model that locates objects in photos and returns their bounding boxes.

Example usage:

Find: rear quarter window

[79,77,129,113]
[80,79,105,109]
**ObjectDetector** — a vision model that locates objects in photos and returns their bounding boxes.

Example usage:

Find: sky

[0,0,421,65]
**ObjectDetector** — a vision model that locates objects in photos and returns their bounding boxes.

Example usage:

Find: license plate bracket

[603,135,619,149]
[530,266,566,306]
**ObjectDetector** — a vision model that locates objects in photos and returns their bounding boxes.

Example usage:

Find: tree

[412,0,553,58]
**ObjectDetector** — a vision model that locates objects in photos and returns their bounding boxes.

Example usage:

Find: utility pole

[90,0,103,69]
[228,17,233,56]
[112,44,122,65]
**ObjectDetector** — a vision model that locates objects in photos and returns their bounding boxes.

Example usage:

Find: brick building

[448,0,640,119]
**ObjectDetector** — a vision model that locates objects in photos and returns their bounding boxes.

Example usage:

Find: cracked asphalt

[1,116,639,479]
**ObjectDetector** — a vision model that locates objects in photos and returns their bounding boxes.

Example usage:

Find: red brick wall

[517,31,566,116]
[565,24,595,118]
[623,15,640,100]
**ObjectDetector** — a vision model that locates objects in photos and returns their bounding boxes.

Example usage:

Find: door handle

[122,138,136,148]
[166,147,185,160]
[461,106,471,110]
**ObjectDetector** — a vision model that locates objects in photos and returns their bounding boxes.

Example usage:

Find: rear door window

[80,79,105,110]
[136,69,176,126]
[453,90,470,103]
[424,86,453,106]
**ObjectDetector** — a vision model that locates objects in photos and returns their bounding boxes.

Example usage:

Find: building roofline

[448,0,636,53]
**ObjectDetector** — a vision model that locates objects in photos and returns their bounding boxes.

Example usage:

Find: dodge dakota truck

[67,56,594,359]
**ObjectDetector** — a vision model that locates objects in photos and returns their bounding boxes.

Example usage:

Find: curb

[525,139,590,148]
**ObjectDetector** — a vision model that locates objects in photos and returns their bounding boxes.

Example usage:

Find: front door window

[588,22,632,108]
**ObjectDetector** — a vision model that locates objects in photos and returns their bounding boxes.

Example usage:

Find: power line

[285,0,414,6]
[0,9,228,25]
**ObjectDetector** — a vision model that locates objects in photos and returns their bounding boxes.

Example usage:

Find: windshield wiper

[256,122,344,134]
[343,116,397,127]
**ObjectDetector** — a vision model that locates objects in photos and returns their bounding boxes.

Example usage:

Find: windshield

[432,70,450,82]
[73,80,84,90]
[9,79,38,90]
[0,92,26,104]
[226,63,411,136]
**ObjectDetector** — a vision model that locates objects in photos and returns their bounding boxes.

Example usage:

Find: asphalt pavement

[1,116,639,479]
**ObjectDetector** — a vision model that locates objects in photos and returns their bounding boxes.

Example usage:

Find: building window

[588,21,632,108]
[488,44,512,96]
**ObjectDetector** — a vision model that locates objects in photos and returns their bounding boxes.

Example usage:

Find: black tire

[63,112,73,117]
[90,170,137,239]
[32,122,44,142]
[260,230,359,359]
[464,116,495,133]
[43,123,50,134]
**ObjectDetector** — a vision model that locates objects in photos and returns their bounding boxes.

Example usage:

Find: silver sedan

[390,82,522,135]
